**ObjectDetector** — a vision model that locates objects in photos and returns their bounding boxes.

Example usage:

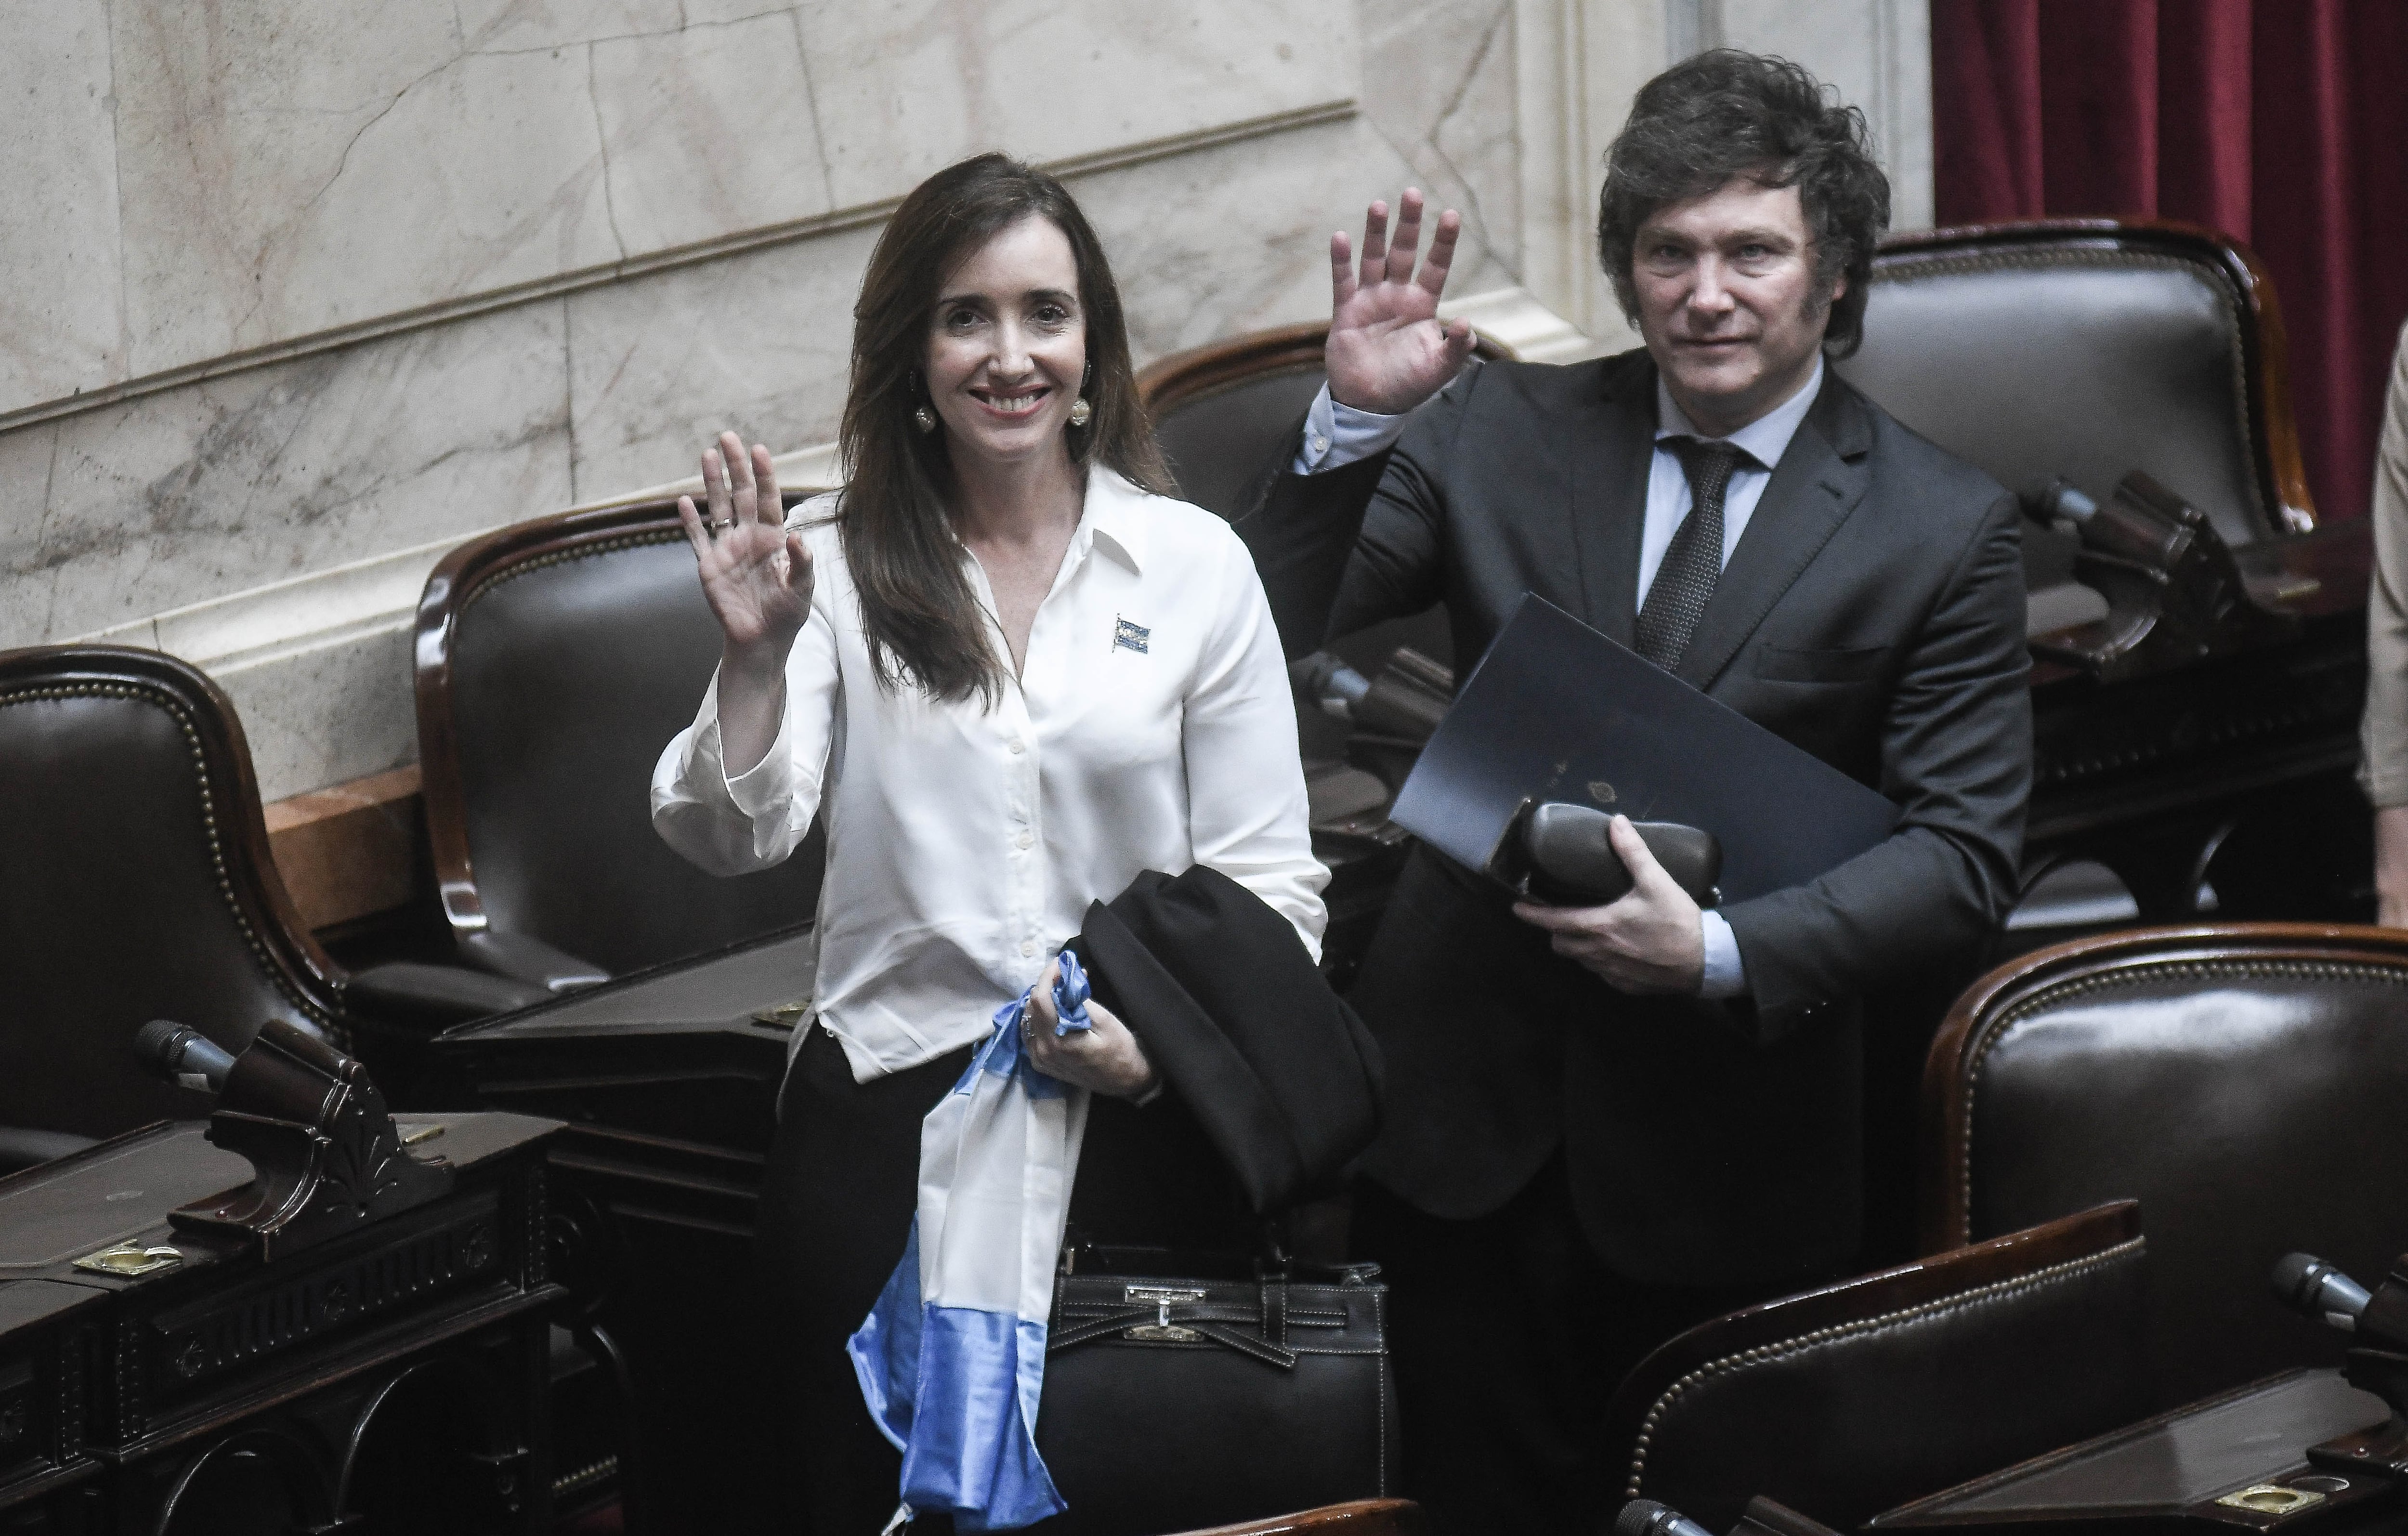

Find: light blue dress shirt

[1292,357,1829,1000]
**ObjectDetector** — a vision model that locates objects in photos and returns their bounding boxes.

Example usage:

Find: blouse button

[1021,940,1037,958]
[1008,739,1026,754]
[1016,831,1034,851]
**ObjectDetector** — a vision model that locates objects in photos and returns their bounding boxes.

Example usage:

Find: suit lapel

[1675,375,1875,690]
[1570,353,1660,646]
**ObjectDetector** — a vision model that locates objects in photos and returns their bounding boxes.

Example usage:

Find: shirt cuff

[1698,910,1749,999]
[717,682,798,820]
[1292,384,1410,473]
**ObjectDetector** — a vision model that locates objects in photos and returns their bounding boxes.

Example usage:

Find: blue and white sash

[848,955,1095,1532]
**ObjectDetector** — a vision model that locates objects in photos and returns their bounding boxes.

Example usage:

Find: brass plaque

[73,1243,183,1278]
[2213,1485,2325,1518]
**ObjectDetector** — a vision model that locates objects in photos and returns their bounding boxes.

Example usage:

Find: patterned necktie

[1636,437,1750,670]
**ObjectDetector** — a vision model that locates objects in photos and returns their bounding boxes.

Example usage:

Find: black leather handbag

[1032,1244,1395,1536]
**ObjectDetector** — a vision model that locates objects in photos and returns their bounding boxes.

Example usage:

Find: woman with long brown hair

[651,153,1326,1530]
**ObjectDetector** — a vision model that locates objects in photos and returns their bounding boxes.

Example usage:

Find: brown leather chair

[399,499,828,993]
[1921,923,2408,1410]
[1604,1202,2150,1536]
[1838,218,2314,551]
[1140,321,1340,523]
[0,644,351,1147]
[1842,219,2336,951]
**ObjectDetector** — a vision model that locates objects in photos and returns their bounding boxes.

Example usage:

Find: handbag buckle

[1123,1285,1206,1342]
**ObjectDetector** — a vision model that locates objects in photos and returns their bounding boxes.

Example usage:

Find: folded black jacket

[1068,866,1383,1215]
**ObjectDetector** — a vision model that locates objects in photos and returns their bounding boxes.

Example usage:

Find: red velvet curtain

[1931,0,2408,524]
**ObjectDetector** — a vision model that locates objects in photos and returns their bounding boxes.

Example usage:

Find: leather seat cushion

[1630,1232,2149,1533]
[449,534,824,975]
[1967,964,2408,1405]
[1154,368,1329,520]
[1840,249,2268,549]
[0,688,312,1135]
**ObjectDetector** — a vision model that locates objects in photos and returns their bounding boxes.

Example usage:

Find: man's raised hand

[677,430,814,661]
[1325,188,1478,416]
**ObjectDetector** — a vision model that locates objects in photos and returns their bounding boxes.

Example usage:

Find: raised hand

[679,431,813,776]
[677,430,814,661]
[1324,188,1478,415]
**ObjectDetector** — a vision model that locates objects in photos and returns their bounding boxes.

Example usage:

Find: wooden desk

[0,1112,561,1534]
[0,1280,109,1520]
[1872,1369,2405,1536]
[437,927,811,1536]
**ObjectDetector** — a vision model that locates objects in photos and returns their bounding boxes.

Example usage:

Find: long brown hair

[838,153,1168,705]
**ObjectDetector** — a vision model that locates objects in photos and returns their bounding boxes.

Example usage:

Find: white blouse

[651,464,1329,1082]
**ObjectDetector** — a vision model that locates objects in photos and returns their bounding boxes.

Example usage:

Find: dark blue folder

[1389,594,1900,904]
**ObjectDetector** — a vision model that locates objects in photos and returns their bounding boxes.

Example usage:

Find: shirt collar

[1654,354,1826,470]
[946,462,1148,577]
[1076,462,1147,576]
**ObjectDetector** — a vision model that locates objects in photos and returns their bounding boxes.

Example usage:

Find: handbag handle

[1047,1297,1297,1369]
[1059,1217,1296,1280]
[1056,1231,1381,1287]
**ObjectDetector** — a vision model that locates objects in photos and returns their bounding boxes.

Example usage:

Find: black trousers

[755,1026,1253,1536]
[1352,1161,1772,1536]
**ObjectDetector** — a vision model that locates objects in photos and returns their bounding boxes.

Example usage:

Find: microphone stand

[167,1018,454,1261]
[2025,471,2299,684]
[2307,1252,2408,1483]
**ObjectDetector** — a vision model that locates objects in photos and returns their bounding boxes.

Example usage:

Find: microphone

[133,1019,237,1094]
[2026,477,2101,527]
[1618,1500,1718,1536]
[1291,651,1372,722]
[2272,1251,2373,1333]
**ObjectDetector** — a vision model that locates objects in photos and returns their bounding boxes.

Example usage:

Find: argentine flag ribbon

[849,952,1097,1532]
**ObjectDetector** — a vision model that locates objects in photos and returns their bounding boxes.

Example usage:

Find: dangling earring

[913,405,937,434]
[1067,359,1093,428]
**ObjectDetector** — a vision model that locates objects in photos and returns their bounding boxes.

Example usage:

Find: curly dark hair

[1596,49,1890,357]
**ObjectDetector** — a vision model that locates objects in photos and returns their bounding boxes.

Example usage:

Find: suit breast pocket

[1750,643,1888,684]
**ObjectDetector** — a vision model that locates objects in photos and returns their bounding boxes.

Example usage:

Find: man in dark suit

[1235,51,2031,1534]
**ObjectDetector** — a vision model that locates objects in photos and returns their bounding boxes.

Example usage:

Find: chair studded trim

[1621,1235,2146,1501]
[458,525,690,614]
[1867,245,2264,531]
[1945,956,2408,1248]
[0,675,344,1046]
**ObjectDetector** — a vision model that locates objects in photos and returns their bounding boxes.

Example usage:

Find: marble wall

[0,0,1931,800]
[18,0,1356,415]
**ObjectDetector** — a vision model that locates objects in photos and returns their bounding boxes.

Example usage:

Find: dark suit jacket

[1073,864,1384,1218]
[1234,349,2032,1286]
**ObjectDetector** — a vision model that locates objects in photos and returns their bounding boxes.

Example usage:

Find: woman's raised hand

[678,431,814,660]
[1324,188,1478,416]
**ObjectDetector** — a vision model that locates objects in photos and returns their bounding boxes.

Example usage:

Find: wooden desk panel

[0,1112,564,1534]
[1873,1370,2402,1536]
[437,929,808,1536]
